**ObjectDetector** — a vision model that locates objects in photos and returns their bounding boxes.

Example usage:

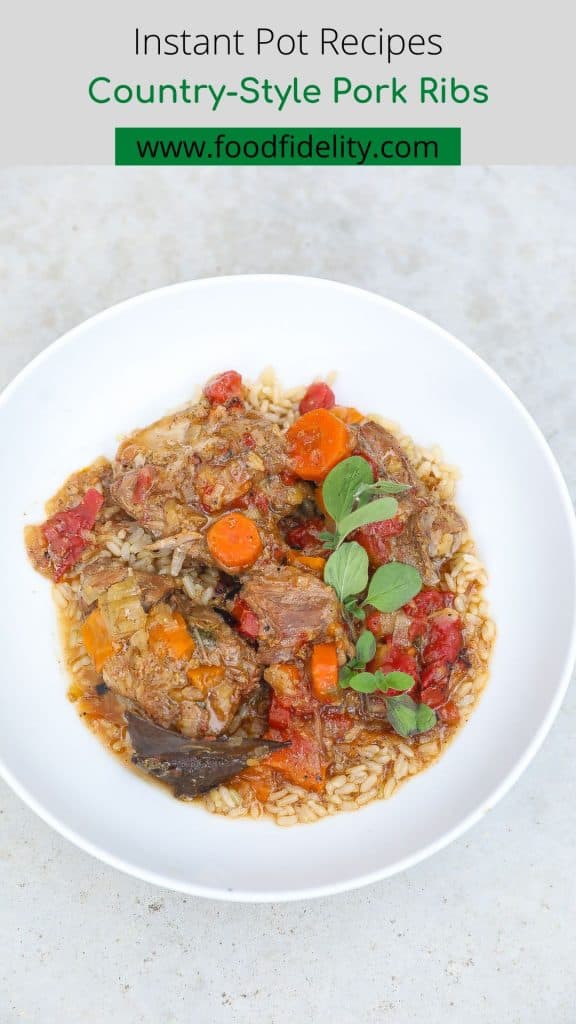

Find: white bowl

[1,276,574,902]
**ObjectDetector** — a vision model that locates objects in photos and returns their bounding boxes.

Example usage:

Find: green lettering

[88,76,111,103]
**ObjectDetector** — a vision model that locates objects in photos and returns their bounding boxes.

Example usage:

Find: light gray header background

[1,0,575,164]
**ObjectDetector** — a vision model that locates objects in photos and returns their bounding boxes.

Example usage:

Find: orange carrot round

[310,642,340,703]
[206,512,263,571]
[287,409,352,482]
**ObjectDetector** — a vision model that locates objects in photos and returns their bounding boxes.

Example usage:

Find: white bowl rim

[1,273,575,903]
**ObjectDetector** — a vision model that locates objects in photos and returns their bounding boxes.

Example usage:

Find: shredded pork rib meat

[99,592,260,739]
[240,565,352,664]
[79,557,179,609]
[352,420,465,583]
[111,400,309,536]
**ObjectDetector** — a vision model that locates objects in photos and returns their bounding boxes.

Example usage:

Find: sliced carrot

[287,550,326,574]
[148,610,195,661]
[206,512,263,571]
[81,608,116,672]
[186,664,225,693]
[287,409,352,482]
[310,642,340,704]
[332,405,364,425]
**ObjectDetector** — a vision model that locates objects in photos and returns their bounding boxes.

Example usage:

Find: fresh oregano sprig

[322,456,409,525]
[319,457,435,737]
[320,456,409,551]
[338,629,436,738]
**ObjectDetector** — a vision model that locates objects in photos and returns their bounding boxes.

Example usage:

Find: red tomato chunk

[423,610,462,665]
[368,642,420,693]
[419,609,463,709]
[404,588,454,642]
[353,517,405,567]
[204,370,243,405]
[365,608,391,639]
[268,694,292,731]
[299,382,335,415]
[42,488,104,580]
[231,598,260,641]
[285,516,325,551]
[404,588,453,618]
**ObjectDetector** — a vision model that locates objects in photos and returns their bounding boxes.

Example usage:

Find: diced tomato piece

[405,588,453,641]
[204,370,243,405]
[243,432,256,448]
[42,488,104,580]
[408,616,428,642]
[299,382,335,415]
[132,466,154,504]
[268,694,292,731]
[285,516,325,551]
[423,610,462,665]
[420,662,448,690]
[70,488,103,526]
[266,723,325,792]
[420,683,448,710]
[231,598,260,641]
[404,588,452,618]
[365,608,393,639]
[352,517,405,566]
[368,642,419,693]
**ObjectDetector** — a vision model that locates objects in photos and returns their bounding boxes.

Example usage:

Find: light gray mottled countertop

[1,167,575,1024]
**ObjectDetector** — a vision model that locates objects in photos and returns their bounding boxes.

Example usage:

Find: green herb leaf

[322,456,373,522]
[355,479,410,506]
[373,670,415,694]
[324,541,369,602]
[364,561,422,612]
[355,630,376,664]
[336,497,399,545]
[338,664,355,688]
[344,599,366,621]
[346,672,381,694]
[318,531,338,550]
[415,703,437,733]
[386,694,437,737]
[386,694,419,737]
